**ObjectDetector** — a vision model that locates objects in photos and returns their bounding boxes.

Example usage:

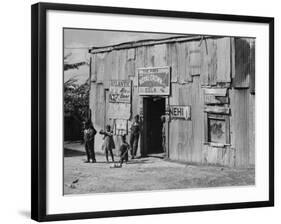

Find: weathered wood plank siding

[89,36,255,167]
[229,88,250,167]
[233,38,251,88]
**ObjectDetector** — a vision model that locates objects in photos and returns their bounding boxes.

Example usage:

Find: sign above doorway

[137,66,170,96]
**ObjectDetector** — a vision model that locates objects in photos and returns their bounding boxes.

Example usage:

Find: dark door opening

[143,97,166,156]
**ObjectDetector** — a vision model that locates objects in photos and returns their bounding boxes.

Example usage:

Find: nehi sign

[170,105,191,120]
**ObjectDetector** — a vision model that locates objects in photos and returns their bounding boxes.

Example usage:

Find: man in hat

[83,121,97,163]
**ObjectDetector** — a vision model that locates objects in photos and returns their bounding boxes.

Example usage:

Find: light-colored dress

[102,131,115,151]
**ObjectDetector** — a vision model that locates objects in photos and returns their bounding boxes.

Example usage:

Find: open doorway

[143,97,166,156]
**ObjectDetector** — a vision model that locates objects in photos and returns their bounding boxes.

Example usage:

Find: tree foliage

[63,52,91,123]
[64,78,90,122]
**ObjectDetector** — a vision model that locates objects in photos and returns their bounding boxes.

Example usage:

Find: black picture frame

[31,2,274,222]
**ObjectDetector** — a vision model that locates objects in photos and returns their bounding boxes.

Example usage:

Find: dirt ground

[64,142,255,195]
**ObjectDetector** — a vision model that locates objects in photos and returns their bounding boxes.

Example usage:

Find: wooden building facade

[89,35,255,168]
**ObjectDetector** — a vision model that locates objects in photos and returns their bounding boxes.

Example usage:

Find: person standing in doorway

[83,121,97,163]
[160,115,166,156]
[130,115,140,159]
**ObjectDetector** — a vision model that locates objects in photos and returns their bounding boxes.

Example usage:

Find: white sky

[63,29,180,84]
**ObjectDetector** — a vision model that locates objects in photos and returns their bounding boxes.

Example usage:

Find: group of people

[83,115,140,164]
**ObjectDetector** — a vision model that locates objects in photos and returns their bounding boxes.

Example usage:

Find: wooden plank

[203,145,236,167]
[207,146,218,164]
[176,42,191,83]
[249,41,255,94]
[177,86,193,161]
[216,147,223,165]
[126,59,135,78]
[126,47,136,78]
[225,116,230,144]
[166,43,178,83]
[230,37,236,80]
[233,38,251,88]
[200,38,209,86]
[216,38,231,83]
[168,83,179,160]
[103,52,113,88]
[90,55,97,82]
[216,96,229,104]
[89,83,96,124]
[145,45,155,67]
[229,148,236,167]
[154,44,167,67]
[204,112,208,143]
[204,106,230,114]
[204,88,227,96]
[230,89,249,167]
[135,46,146,70]
[127,48,135,60]
[202,145,208,164]
[208,39,217,86]
[204,95,229,104]
[248,93,255,166]
[188,41,201,77]
[190,76,204,163]
[111,50,119,80]
[118,50,127,79]
[96,53,106,83]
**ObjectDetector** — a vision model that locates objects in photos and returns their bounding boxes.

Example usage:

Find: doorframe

[140,96,169,157]
[164,96,170,159]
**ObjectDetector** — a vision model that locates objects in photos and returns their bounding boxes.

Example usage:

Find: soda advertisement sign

[170,105,191,120]
[138,67,170,95]
[109,80,131,104]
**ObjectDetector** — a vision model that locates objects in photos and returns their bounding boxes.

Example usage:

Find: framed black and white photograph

[31,2,274,222]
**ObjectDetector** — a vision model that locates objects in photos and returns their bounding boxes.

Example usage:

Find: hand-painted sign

[170,106,191,120]
[108,103,131,120]
[138,67,170,95]
[109,80,131,103]
[114,119,128,136]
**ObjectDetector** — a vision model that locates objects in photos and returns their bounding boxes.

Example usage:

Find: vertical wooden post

[139,97,144,157]
[165,97,170,159]
[88,56,92,121]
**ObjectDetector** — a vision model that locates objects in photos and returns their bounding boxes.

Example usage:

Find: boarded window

[205,113,230,145]
[209,118,226,143]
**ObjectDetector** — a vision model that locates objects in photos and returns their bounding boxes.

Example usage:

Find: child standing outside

[119,135,129,165]
[129,115,140,159]
[100,125,115,163]
[83,121,97,163]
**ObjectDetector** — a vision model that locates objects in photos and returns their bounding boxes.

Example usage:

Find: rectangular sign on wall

[138,67,170,95]
[114,119,128,136]
[170,105,191,120]
[109,80,131,103]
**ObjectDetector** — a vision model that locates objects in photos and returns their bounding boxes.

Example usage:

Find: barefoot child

[100,125,115,163]
[119,135,129,165]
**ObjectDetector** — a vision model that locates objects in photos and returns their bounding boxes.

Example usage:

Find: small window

[205,113,230,145]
